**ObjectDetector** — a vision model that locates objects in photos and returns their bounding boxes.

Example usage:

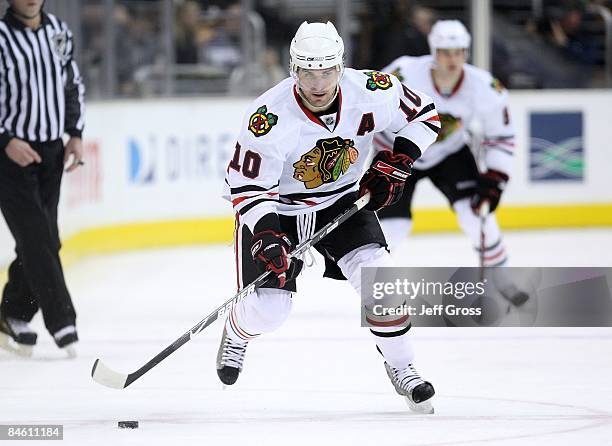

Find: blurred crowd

[73,0,612,97]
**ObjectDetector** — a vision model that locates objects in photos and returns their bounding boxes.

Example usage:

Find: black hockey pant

[0,139,76,334]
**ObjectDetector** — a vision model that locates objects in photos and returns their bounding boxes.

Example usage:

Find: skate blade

[0,332,33,358]
[404,396,434,414]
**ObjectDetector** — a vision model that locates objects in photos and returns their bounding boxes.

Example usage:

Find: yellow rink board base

[1,204,612,281]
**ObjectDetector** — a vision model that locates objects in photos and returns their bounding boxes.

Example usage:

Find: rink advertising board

[2,90,612,267]
[529,112,584,182]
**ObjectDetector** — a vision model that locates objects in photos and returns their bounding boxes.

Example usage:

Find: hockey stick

[91,193,371,389]
[478,200,490,282]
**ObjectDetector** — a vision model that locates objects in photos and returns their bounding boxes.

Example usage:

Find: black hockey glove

[471,169,509,214]
[251,215,303,288]
[359,151,413,211]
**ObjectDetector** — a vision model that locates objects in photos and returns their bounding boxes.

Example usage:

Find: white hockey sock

[372,329,415,369]
[225,288,293,342]
[337,243,415,368]
[379,217,413,251]
[453,198,508,266]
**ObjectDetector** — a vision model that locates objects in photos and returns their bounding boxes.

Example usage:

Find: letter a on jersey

[357,112,375,136]
[248,105,278,137]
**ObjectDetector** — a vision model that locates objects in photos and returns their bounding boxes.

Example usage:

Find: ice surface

[1,229,611,445]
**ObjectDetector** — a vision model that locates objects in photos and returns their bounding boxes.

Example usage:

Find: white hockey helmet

[428,20,471,56]
[290,21,345,76]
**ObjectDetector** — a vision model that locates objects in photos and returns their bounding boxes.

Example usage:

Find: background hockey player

[218,21,441,412]
[375,20,528,306]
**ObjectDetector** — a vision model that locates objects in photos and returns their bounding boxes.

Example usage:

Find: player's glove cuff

[471,169,509,213]
[359,151,413,211]
[251,214,303,288]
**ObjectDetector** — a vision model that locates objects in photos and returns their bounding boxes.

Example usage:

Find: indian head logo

[248,105,278,137]
[293,137,359,189]
[437,113,463,142]
[390,68,404,82]
[490,78,505,94]
[365,71,393,91]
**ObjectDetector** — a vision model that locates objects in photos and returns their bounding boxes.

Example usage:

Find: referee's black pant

[0,139,76,334]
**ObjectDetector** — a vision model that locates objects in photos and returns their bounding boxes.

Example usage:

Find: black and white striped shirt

[0,8,84,149]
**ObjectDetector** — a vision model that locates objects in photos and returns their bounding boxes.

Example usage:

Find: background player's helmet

[290,21,345,78]
[428,20,471,56]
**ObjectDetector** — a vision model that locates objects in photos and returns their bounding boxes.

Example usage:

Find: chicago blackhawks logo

[293,137,359,189]
[390,68,404,82]
[436,113,463,142]
[248,105,278,137]
[490,78,505,94]
[365,71,393,91]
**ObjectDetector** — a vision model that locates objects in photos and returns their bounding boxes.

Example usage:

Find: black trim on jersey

[487,146,513,156]
[412,103,436,120]
[280,181,357,201]
[488,135,514,141]
[239,198,279,215]
[253,212,282,233]
[370,323,412,338]
[231,182,279,195]
[393,136,422,161]
[421,121,441,134]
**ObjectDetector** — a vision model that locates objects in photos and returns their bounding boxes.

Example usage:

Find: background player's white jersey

[375,55,514,173]
[225,68,440,230]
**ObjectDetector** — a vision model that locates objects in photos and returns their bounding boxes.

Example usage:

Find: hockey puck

[118,421,139,429]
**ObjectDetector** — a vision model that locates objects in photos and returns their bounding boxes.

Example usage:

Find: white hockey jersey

[225,68,440,231]
[374,55,514,173]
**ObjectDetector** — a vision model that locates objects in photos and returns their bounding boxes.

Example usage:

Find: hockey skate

[216,326,248,385]
[52,325,78,359]
[0,313,37,357]
[384,362,435,414]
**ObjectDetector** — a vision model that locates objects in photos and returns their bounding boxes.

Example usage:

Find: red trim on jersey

[293,85,343,132]
[334,88,343,132]
[431,69,465,98]
[426,115,441,122]
[232,195,255,207]
[231,192,278,208]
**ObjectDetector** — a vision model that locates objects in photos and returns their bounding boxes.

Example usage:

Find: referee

[0,0,84,357]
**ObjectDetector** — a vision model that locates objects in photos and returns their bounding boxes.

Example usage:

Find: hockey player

[375,20,528,305]
[218,21,441,412]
